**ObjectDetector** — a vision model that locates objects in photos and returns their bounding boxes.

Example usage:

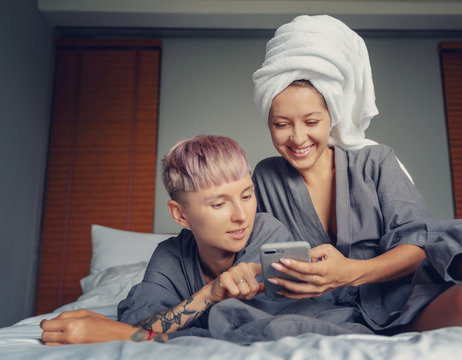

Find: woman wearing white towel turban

[252,15,462,333]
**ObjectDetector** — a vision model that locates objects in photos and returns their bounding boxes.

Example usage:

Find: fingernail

[267,278,278,284]
[271,262,283,271]
[280,258,291,266]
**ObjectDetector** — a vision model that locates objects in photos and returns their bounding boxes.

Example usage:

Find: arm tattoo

[131,328,148,342]
[137,296,211,333]
[130,328,166,343]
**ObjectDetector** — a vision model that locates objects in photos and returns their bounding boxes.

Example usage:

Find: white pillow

[81,261,147,295]
[54,262,148,315]
[78,262,145,310]
[90,224,172,274]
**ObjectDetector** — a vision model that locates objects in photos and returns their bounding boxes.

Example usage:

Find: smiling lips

[227,227,247,240]
[290,144,314,157]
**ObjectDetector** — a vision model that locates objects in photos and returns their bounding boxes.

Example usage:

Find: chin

[288,157,314,170]
[229,239,250,253]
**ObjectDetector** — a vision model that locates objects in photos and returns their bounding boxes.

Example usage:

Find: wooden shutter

[36,39,161,314]
[440,42,462,218]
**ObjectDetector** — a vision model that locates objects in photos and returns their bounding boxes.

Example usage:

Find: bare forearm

[350,244,425,287]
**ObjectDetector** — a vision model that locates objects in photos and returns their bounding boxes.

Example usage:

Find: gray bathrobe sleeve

[117,228,208,329]
[252,144,462,331]
[117,213,294,331]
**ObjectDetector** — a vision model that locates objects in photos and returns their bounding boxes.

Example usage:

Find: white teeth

[293,146,312,154]
[230,229,244,234]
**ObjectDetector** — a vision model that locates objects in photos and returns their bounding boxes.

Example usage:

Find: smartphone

[260,241,311,298]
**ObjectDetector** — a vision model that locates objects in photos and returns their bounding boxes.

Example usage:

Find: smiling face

[169,175,257,258]
[268,85,332,175]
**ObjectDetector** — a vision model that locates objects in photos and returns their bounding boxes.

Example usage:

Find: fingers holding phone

[260,242,311,298]
[263,243,356,299]
[267,258,323,299]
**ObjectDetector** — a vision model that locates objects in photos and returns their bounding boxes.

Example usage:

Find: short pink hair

[162,135,251,202]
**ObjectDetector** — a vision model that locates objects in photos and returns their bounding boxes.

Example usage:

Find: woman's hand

[268,243,426,299]
[268,244,358,299]
[208,262,264,303]
[40,309,141,345]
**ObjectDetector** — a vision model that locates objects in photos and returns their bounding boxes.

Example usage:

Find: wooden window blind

[36,39,161,314]
[440,42,462,218]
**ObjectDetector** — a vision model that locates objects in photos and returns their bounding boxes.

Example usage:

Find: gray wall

[154,36,455,234]
[155,38,277,234]
[0,0,53,326]
[366,38,453,217]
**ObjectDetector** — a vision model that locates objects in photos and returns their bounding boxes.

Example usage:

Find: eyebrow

[204,184,255,202]
[270,112,323,119]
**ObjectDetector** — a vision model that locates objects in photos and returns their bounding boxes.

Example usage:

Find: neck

[300,147,335,185]
[198,246,236,283]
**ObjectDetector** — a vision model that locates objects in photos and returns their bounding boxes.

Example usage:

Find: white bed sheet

[1,301,462,360]
[2,252,461,359]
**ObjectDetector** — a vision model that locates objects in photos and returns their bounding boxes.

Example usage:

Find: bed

[1,225,461,359]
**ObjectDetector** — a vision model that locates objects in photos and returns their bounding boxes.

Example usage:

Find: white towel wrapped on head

[253,15,378,150]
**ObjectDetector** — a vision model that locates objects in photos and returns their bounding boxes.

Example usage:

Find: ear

[167,200,191,228]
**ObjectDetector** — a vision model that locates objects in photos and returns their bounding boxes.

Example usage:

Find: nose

[290,122,305,145]
[231,202,247,223]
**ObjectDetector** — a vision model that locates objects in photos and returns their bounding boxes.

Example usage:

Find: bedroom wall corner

[0,0,54,327]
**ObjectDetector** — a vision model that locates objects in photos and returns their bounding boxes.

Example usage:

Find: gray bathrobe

[118,212,375,343]
[252,144,462,332]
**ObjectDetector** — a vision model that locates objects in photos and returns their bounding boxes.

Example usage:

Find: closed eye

[305,120,320,126]
[273,123,288,128]
[211,202,225,209]
[242,189,255,201]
